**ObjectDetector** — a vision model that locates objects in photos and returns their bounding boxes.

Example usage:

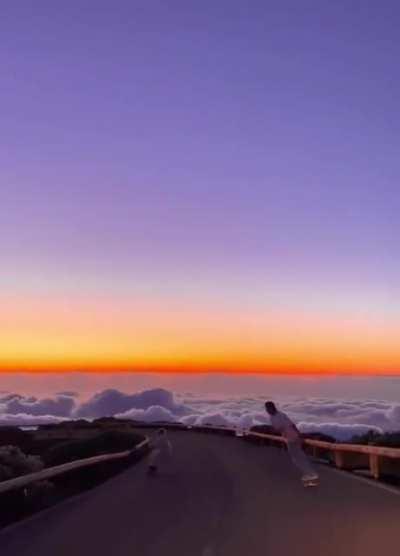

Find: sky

[1,1,399,375]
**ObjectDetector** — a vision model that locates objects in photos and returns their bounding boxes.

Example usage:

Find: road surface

[0,430,398,555]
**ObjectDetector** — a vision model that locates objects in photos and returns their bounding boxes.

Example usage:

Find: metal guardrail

[0,424,234,496]
[138,424,400,480]
[2,423,399,492]
[0,438,149,495]
[245,431,400,479]
[0,425,231,495]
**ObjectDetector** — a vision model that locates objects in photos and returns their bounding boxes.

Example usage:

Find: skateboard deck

[302,479,319,487]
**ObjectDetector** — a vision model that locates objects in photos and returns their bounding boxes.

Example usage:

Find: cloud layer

[2,388,400,441]
[76,388,187,419]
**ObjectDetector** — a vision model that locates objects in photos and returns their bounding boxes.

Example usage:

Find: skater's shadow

[146,470,178,481]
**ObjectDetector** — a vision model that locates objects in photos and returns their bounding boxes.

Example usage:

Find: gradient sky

[1,1,399,374]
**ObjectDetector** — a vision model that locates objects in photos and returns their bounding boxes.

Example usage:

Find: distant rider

[265,401,318,484]
[147,428,172,474]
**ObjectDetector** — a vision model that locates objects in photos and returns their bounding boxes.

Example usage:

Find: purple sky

[1,2,399,374]
[3,372,400,402]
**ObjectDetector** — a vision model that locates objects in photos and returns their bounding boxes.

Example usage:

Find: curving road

[0,430,398,556]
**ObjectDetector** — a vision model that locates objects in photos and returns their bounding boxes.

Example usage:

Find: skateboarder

[265,401,319,485]
[147,428,172,474]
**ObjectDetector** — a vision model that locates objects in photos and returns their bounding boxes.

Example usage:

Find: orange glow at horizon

[1,294,399,375]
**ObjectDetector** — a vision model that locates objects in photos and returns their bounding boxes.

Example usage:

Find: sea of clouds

[1,387,400,440]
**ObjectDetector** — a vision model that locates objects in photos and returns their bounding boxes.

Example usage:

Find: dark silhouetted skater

[147,428,172,475]
[265,401,319,486]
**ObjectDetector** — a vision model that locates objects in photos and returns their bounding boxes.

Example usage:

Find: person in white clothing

[147,428,172,474]
[265,401,318,482]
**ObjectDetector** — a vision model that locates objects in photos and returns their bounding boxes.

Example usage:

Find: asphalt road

[0,430,398,556]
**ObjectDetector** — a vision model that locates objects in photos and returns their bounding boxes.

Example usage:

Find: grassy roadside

[0,424,148,530]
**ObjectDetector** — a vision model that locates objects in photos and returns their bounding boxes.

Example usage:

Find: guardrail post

[369,454,380,480]
[334,451,344,469]
[248,432,400,480]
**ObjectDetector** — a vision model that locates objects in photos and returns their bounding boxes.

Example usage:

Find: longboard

[302,479,319,488]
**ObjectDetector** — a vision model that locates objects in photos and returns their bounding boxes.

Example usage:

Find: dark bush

[0,427,30,449]
[43,431,144,467]
[302,432,336,443]
[93,417,130,425]
[0,446,43,481]
[350,430,400,447]
[39,419,96,431]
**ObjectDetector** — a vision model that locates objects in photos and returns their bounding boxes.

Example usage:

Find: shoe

[302,473,319,482]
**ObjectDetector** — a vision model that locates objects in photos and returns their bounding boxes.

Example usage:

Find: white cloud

[116,405,177,423]
[297,422,383,441]
[1,387,400,442]
[1,394,75,417]
[180,414,199,425]
[386,405,400,425]
[0,413,67,427]
[190,412,231,427]
[281,398,400,434]
[76,388,188,418]
[181,408,269,429]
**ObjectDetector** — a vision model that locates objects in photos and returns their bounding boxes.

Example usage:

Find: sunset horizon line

[0,366,398,376]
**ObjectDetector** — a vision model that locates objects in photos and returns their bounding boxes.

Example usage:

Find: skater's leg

[287,440,317,478]
[148,448,160,472]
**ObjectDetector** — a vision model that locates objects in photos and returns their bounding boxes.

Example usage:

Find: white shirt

[152,434,172,456]
[269,410,300,441]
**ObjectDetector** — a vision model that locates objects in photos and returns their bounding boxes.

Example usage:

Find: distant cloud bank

[1,388,400,440]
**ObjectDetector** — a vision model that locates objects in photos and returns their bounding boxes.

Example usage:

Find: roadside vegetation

[0,420,144,481]
[0,420,147,530]
[349,430,400,447]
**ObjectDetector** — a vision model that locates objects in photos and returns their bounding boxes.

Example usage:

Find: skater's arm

[149,434,159,449]
[285,415,301,437]
[292,423,301,435]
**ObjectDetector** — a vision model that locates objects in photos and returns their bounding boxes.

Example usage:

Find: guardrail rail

[243,431,400,479]
[131,423,400,480]
[2,423,399,494]
[0,438,149,495]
